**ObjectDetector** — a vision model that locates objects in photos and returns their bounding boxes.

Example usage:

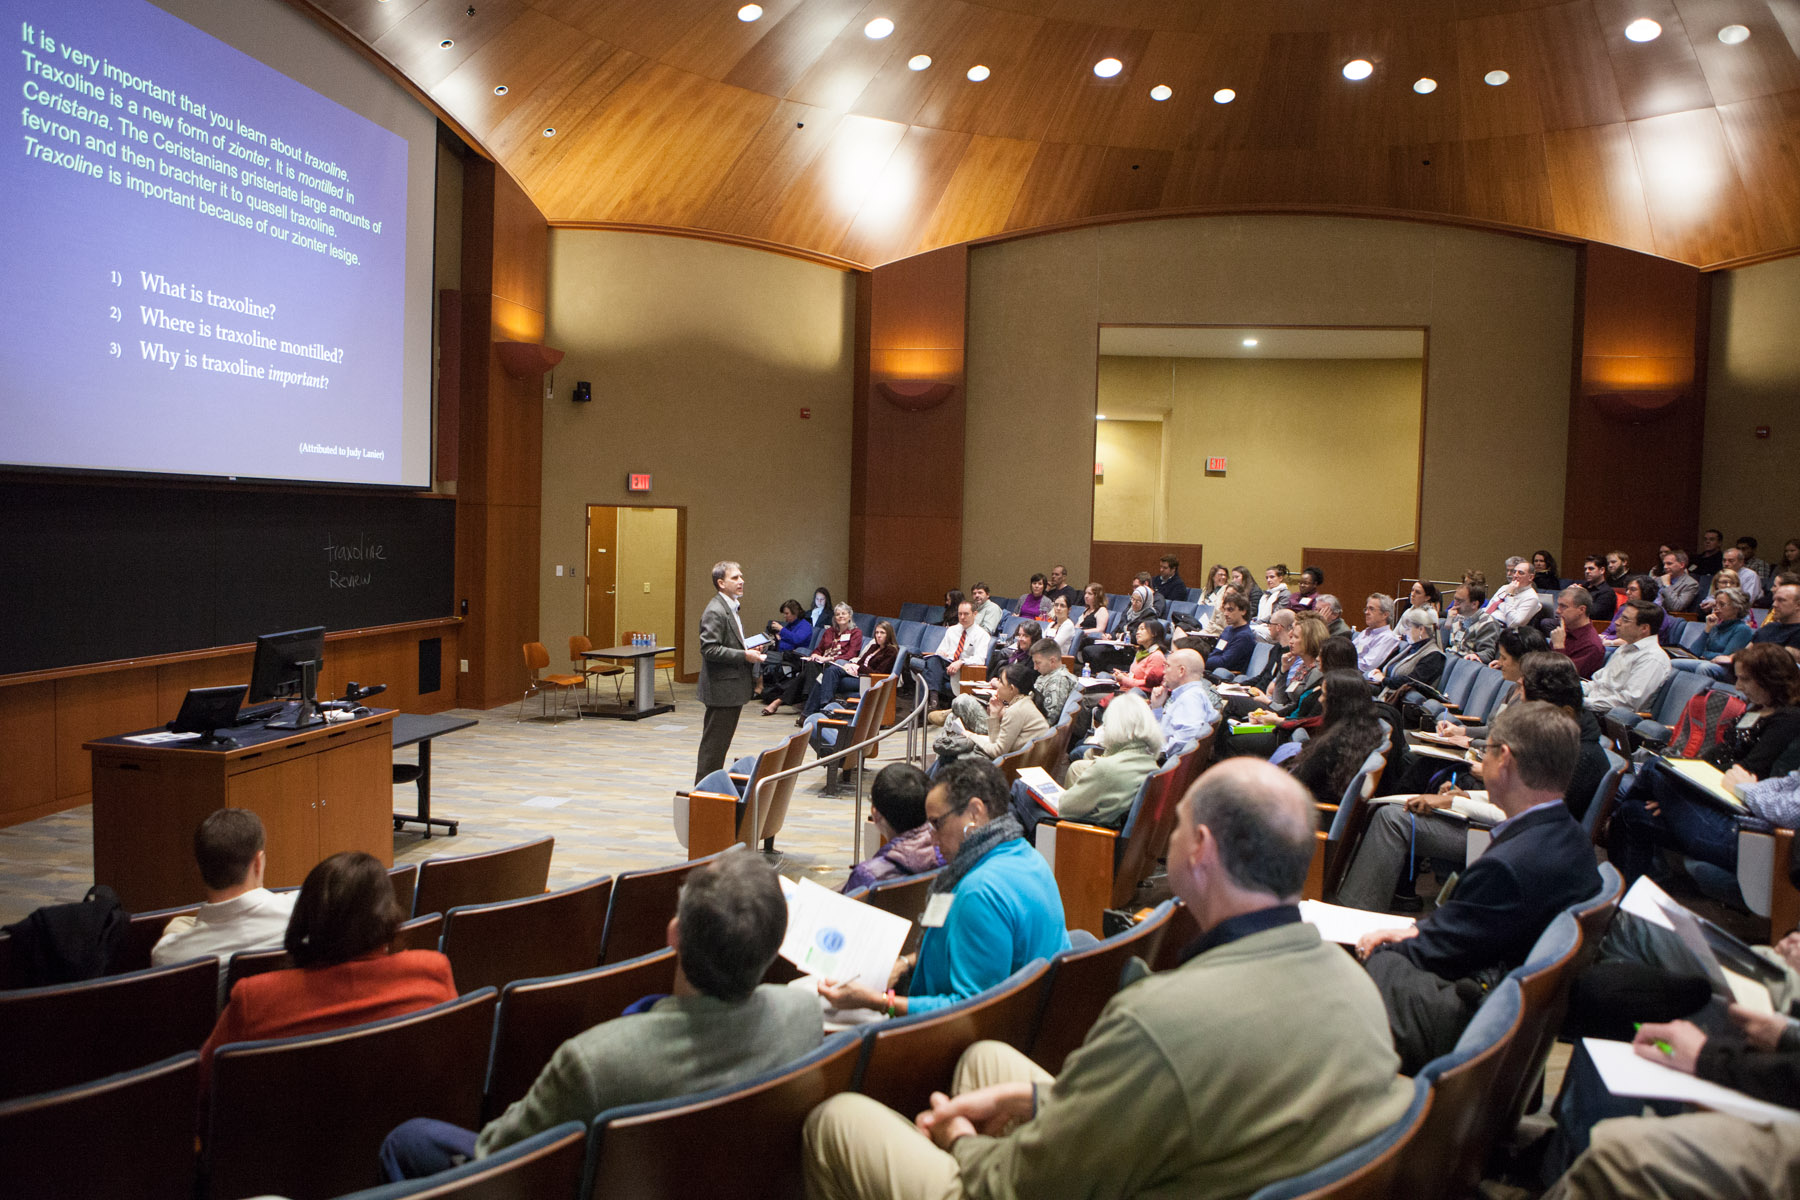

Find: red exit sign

[1205,457,1227,473]
[627,473,652,492]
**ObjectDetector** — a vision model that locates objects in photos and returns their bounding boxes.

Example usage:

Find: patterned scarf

[929,812,1024,895]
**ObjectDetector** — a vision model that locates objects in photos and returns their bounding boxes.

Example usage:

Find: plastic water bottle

[1081,661,1091,679]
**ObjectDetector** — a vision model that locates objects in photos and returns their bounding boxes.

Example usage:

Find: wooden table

[580,644,676,720]
[86,709,396,911]
[392,713,478,837]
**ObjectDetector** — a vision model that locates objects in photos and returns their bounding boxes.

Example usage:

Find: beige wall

[1097,356,1423,569]
[965,216,1577,590]
[541,231,856,675]
[1092,419,1163,541]
[1705,257,1800,557]
[613,507,681,648]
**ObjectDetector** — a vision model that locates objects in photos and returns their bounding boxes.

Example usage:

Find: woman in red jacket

[198,851,457,1098]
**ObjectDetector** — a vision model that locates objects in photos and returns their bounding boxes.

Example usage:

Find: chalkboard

[0,480,454,676]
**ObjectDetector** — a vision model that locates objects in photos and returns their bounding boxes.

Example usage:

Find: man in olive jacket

[804,758,1414,1200]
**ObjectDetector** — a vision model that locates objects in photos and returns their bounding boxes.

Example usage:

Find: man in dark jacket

[1357,700,1601,1071]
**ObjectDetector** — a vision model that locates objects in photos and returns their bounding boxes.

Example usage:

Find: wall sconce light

[1589,390,1680,424]
[876,379,956,411]
[494,340,565,379]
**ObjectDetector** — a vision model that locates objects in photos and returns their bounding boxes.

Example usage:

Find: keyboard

[235,702,285,726]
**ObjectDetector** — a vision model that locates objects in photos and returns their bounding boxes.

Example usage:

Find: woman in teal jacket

[821,757,1068,1017]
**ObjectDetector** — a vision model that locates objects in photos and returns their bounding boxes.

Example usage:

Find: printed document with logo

[1016,766,1062,814]
[777,877,911,993]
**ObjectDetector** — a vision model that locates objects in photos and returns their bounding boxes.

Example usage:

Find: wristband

[885,988,897,1018]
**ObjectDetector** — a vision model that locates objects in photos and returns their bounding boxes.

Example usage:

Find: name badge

[920,893,955,928]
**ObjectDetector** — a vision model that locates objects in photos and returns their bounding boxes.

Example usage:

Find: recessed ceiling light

[439,38,454,49]
[1342,59,1373,81]
[864,17,894,39]
[1242,338,1258,347]
[1485,69,1510,86]
[1094,58,1123,78]
[908,54,931,71]
[1625,18,1662,41]
[1213,88,1235,104]
[542,127,555,137]
[493,84,508,95]
[737,4,762,21]
[1096,414,1107,420]
[1150,84,1172,101]
[967,64,990,82]
[1718,24,1750,44]
[1413,77,1437,94]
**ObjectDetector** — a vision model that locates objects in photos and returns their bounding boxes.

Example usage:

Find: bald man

[804,759,1413,1200]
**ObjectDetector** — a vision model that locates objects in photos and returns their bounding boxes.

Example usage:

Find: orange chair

[520,642,584,722]
[569,634,624,706]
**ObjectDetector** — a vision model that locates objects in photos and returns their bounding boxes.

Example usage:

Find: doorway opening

[585,505,689,679]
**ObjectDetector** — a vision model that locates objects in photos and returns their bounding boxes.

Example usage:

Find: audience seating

[854,959,1050,1120]
[518,642,583,722]
[484,949,679,1123]
[1392,978,1526,1199]
[1305,748,1389,903]
[898,602,930,623]
[1029,901,1174,1074]
[226,914,443,998]
[0,1051,199,1200]
[1489,913,1587,1150]
[1039,736,1210,935]
[852,868,941,957]
[389,864,420,921]
[204,989,498,1200]
[599,853,720,965]
[0,955,217,1102]
[335,1122,587,1200]
[814,676,898,792]
[679,728,810,859]
[110,902,202,975]
[1149,901,1201,973]
[578,1032,863,1200]
[1608,670,1713,752]
[440,876,614,995]
[413,836,556,918]
[1243,1075,1432,1200]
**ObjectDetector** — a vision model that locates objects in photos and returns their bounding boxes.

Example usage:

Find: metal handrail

[743,664,932,865]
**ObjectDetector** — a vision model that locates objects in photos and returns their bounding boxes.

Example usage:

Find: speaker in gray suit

[696,560,764,783]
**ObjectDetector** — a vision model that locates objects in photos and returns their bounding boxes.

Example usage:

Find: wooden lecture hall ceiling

[305,0,1800,268]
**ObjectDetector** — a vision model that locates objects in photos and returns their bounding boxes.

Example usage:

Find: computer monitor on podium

[249,626,326,729]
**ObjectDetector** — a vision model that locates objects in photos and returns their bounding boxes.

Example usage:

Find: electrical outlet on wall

[555,565,563,577]
[459,659,469,673]
[643,581,651,593]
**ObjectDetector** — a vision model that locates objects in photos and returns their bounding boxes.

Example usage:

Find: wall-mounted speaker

[572,381,592,403]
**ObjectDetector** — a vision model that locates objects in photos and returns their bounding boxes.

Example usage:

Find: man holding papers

[695,560,766,783]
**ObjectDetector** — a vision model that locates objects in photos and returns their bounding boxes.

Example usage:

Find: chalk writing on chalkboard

[325,532,387,589]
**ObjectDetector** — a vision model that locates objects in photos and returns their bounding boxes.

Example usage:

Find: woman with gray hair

[1036,691,1166,836]
[763,601,862,715]
[1373,606,1446,700]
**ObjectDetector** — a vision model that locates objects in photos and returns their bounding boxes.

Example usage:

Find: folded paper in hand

[778,877,911,993]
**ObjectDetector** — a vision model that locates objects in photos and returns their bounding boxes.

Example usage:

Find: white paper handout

[1298,900,1417,945]
[1016,766,1062,814]
[778,877,911,993]
[1583,1038,1800,1128]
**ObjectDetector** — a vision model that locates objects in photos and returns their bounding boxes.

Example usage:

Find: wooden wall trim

[1088,542,1207,597]
[548,222,862,273]
[1299,548,1423,617]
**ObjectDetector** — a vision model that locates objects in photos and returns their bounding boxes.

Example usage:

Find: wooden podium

[86,710,396,911]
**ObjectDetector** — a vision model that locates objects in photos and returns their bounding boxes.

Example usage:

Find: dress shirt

[1737,570,1763,607]
[1352,625,1400,676]
[1256,586,1289,622]
[1043,618,1079,655]
[1485,583,1542,628]
[1488,797,1569,839]
[152,887,298,1002]
[726,594,745,643]
[1157,680,1218,755]
[1658,573,1700,613]
[1744,556,1774,589]
[933,622,991,668]
[971,600,1004,635]
[1583,637,1672,713]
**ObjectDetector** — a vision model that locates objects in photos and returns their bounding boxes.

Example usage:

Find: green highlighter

[1633,1023,1674,1056]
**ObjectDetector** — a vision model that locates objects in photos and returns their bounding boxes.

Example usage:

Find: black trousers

[696,704,741,784]
[1366,948,1475,1075]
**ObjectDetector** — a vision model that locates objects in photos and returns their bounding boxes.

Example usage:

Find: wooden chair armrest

[1636,711,1655,720]
[821,718,849,728]
[1316,802,1339,816]
[688,790,739,803]
[727,773,750,783]
[1456,713,1482,725]
[1055,821,1119,841]
[1048,821,1120,937]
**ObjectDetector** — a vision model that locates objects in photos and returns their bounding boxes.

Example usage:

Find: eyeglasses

[927,802,971,833]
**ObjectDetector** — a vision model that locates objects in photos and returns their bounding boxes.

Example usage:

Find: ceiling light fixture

[908,54,931,70]
[439,38,454,49]
[1413,77,1437,94]
[1625,18,1662,41]
[493,84,508,95]
[865,17,893,39]
[737,4,762,21]
[967,64,990,82]
[1094,58,1122,78]
[542,127,555,137]
[1342,59,1373,81]
[1485,69,1510,86]
[1718,24,1750,44]
[1096,414,1107,420]
[1242,338,1259,347]
[1213,88,1235,103]
[1150,84,1172,101]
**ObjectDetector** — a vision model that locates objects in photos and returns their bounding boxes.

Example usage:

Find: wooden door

[315,729,395,868]
[586,506,618,649]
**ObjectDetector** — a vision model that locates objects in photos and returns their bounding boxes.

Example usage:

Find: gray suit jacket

[698,590,754,707]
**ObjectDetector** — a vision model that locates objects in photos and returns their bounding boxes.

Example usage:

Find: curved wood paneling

[298,0,1800,267]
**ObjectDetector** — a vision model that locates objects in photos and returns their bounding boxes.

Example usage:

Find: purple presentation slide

[1,0,410,484]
